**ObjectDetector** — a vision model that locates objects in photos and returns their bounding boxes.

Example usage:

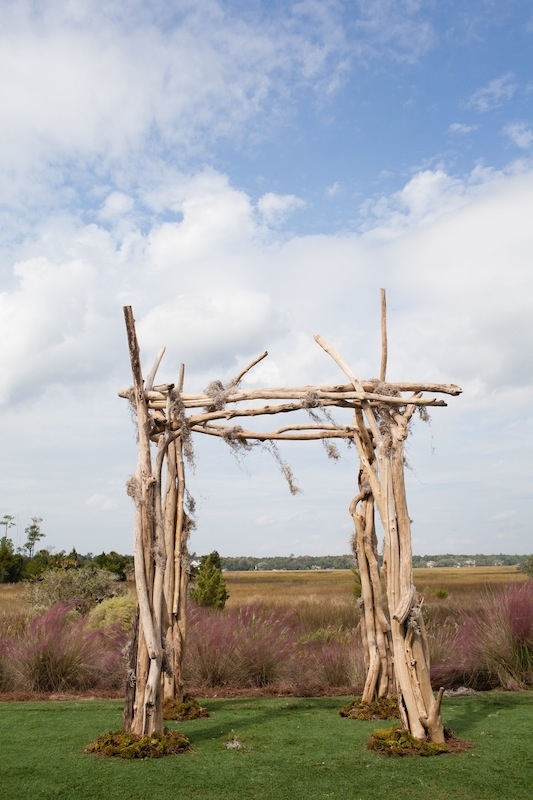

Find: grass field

[1,692,532,800]
[1,566,525,611]
[224,566,526,606]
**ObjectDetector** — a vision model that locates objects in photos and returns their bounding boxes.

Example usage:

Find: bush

[87,594,137,631]
[190,551,229,609]
[520,555,533,579]
[24,567,127,614]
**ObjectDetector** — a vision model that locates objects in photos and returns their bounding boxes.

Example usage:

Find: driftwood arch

[119,293,461,741]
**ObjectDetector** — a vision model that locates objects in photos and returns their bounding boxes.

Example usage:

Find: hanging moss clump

[163,696,210,721]
[367,724,470,757]
[339,696,400,720]
[85,729,191,759]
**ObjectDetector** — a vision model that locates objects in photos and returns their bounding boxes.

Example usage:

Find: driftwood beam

[142,392,452,411]
[123,381,462,403]
[188,424,354,441]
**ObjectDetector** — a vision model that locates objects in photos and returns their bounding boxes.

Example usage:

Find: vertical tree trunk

[315,329,445,742]
[350,484,393,702]
[123,306,164,736]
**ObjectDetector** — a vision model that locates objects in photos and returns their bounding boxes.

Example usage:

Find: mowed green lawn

[1,692,532,800]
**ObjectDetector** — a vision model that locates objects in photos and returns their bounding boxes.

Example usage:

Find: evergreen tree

[23,517,45,558]
[0,535,24,582]
[190,550,229,609]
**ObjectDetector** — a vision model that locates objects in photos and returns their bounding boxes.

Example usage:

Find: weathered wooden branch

[380,288,387,383]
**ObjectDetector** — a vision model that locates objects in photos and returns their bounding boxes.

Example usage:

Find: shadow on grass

[175,696,344,744]
[443,691,533,737]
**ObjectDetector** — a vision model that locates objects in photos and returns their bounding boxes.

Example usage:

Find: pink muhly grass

[1,602,128,692]
[431,583,533,691]
[185,603,299,689]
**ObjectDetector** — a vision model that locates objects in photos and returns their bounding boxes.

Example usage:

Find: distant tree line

[411,553,524,568]
[0,514,134,583]
[221,553,527,571]
[220,554,356,571]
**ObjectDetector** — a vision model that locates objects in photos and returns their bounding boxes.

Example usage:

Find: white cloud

[468,72,517,112]
[354,0,435,64]
[0,0,351,199]
[98,192,135,221]
[2,162,532,556]
[256,193,305,226]
[504,121,533,149]
[448,122,479,135]
[326,181,342,197]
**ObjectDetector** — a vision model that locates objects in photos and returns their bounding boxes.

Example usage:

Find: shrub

[519,555,533,579]
[190,551,229,609]
[24,567,127,614]
[87,594,137,631]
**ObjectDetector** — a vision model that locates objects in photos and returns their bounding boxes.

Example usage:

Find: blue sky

[1,1,532,558]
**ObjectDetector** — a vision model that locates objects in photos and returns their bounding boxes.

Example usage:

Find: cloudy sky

[1,0,532,559]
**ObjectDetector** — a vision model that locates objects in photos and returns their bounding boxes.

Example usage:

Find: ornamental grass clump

[185,603,298,689]
[0,603,127,692]
[235,604,297,687]
[458,583,533,690]
[429,583,533,691]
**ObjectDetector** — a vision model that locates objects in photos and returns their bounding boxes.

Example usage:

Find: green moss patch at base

[85,728,191,758]
[163,696,210,721]
[339,696,400,720]
[367,724,471,757]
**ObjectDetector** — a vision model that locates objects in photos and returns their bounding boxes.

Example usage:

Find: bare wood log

[163,438,178,700]
[123,307,163,736]
[351,489,394,703]
[188,424,354,441]
[119,381,462,403]
[392,586,417,624]
[230,350,269,385]
[145,347,166,391]
[380,288,387,383]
